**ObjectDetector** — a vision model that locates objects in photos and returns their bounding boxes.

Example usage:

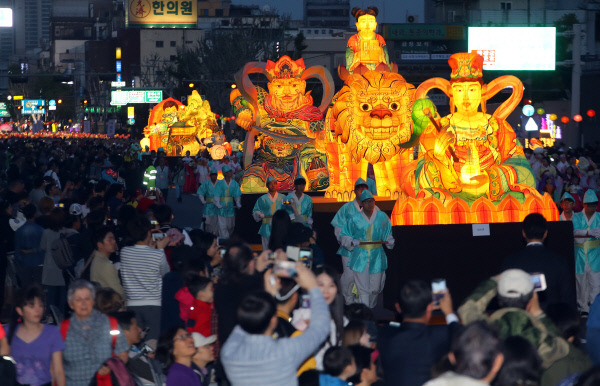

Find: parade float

[230,55,334,193]
[391,52,558,224]
[129,3,558,227]
[141,91,228,157]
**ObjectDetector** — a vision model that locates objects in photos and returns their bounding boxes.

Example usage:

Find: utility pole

[572,24,582,146]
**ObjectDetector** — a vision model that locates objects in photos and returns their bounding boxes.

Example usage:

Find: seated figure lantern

[230,56,334,192]
[391,52,558,224]
[414,52,534,200]
[346,6,390,74]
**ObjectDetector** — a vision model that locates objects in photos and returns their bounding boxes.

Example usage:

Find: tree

[165,23,292,115]
[293,32,308,60]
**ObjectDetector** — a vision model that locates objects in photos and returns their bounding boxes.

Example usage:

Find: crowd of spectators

[0,136,598,386]
[527,142,600,210]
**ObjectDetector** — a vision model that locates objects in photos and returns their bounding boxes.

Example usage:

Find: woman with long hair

[155,327,202,386]
[189,229,222,279]
[312,265,347,370]
[268,209,291,251]
[8,284,66,386]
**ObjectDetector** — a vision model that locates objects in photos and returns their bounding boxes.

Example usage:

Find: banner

[127,0,197,28]
[107,119,116,137]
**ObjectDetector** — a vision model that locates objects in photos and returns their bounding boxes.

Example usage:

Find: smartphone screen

[531,273,547,292]
[274,261,298,278]
[286,246,300,261]
[152,232,165,241]
[431,278,447,305]
[299,248,313,268]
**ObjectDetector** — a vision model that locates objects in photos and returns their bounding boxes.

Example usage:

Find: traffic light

[58,99,62,104]
[188,83,194,88]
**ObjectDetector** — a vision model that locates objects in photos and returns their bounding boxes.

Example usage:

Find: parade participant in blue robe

[573,189,600,314]
[340,190,395,308]
[252,177,285,250]
[214,165,242,238]
[331,178,369,303]
[284,177,313,228]
[197,168,220,235]
[559,192,575,222]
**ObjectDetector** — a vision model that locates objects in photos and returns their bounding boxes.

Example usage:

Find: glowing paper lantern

[537,108,545,115]
[522,104,534,117]
[574,114,583,122]
[587,109,596,117]
[561,116,569,124]
[549,114,557,121]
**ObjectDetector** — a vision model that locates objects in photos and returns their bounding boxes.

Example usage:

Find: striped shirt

[120,244,170,307]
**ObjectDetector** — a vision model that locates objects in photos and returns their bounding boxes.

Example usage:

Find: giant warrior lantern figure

[230,56,334,193]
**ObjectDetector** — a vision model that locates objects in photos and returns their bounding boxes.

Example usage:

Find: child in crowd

[187,276,214,337]
[319,346,357,386]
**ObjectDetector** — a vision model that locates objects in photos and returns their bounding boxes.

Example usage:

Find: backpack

[61,316,136,386]
[60,316,120,354]
[51,232,74,269]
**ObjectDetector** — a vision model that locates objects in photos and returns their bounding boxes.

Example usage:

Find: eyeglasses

[174,333,192,341]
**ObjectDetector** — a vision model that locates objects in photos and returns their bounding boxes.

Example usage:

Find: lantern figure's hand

[433,131,455,162]
[236,110,254,131]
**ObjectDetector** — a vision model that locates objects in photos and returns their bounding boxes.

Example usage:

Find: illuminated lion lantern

[324,67,419,200]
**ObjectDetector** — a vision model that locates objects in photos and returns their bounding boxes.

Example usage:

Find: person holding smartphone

[378,280,460,386]
[339,190,394,308]
[120,215,170,341]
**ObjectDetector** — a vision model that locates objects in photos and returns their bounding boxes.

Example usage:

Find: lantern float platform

[391,192,559,225]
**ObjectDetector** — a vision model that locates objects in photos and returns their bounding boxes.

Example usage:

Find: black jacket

[378,321,461,386]
[501,244,576,309]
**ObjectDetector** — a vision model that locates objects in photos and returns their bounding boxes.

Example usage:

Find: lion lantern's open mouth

[331,70,416,164]
[359,106,412,143]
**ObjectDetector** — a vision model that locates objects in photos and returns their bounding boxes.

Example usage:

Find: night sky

[231,0,420,24]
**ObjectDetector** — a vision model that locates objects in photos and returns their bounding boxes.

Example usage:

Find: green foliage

[293,32,308,60]
[167,25,290,114]
[554,13,579,32]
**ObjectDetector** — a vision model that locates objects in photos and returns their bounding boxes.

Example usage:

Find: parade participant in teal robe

[331,178,370,304]
[197,168,220,235]
[340,190,394,308]
[572,189,600,313]
[214,165,242,238]
[253,176,285,250]
[559,192,575,222]
[284,177,313,228]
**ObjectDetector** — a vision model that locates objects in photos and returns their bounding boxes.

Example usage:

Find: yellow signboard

[128,106,135,118]
[127,0,197,28]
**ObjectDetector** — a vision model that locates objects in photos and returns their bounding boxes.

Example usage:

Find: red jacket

[187,298,213,337]
[175,287,194,323]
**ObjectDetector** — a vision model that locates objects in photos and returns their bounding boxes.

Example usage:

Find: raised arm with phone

[221,262,331,385]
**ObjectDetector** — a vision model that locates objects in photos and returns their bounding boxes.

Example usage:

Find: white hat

[69,203,83,216]
[497,269,533,298]
[192,333,217,347]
